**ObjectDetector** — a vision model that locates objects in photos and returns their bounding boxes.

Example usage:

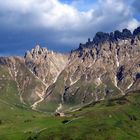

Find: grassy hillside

[1,60,140,140]
[0,65,21,105]
[0,91,139,139]
[30,92,140,140]
[0,100,63,140]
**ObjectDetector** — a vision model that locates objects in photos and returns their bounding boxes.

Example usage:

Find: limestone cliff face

[0,57,46,105]
[24,45,68,88]
[61,38,140,104]
[40,27,140,113]
[68,37,140,89]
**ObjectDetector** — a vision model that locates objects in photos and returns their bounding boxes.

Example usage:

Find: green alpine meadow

[0,0,140,139]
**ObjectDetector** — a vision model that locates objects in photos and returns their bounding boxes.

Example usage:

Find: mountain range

[0,26,140,116]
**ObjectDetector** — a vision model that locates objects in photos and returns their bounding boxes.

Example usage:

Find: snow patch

[88,63,94,68]
[28,68,47,86]
[10,64,25,104]
[127,82,133,90]
[55,103,65,117]
[8,68,13,78]
[69,77,79,86]
[53,73,60,84]
[13,64,18,79]
[115,53,120,67]
[31,86,48,110]
[114,75,124,95]
[43,78,46,83]
[114,76,118,88]
[56,103,62,112]
[85,75,88,80]
[97,77,102,85]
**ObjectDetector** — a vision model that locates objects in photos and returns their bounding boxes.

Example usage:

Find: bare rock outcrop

[24,45,69,87]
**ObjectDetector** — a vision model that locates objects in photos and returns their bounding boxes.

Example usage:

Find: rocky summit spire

[24,44,68,86]
[133,26,140,36]
[78,27,140,49]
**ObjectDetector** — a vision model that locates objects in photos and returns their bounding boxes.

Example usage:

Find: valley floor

[0,92,140,140]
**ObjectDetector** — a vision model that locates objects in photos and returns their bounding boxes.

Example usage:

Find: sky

[0,0,140,56]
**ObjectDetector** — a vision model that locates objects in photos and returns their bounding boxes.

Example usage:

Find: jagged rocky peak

[78,27,140,49]
[133,26,140,36]
[24,45,50,60]
[71,27,140,60]
[24,44,69,85]
[67,26,140,93]
[32,45,48,54]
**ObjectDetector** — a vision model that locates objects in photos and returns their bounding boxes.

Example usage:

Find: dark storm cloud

[0,0,139,55]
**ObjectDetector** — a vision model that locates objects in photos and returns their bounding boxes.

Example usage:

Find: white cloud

[0,0,140,53]
[127,19,140,31]
[0,0,138,30]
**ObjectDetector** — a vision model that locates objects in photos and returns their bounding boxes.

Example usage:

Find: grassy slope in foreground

[0,99,63,140]
[34,92,140,140]
[0,91,139,139]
